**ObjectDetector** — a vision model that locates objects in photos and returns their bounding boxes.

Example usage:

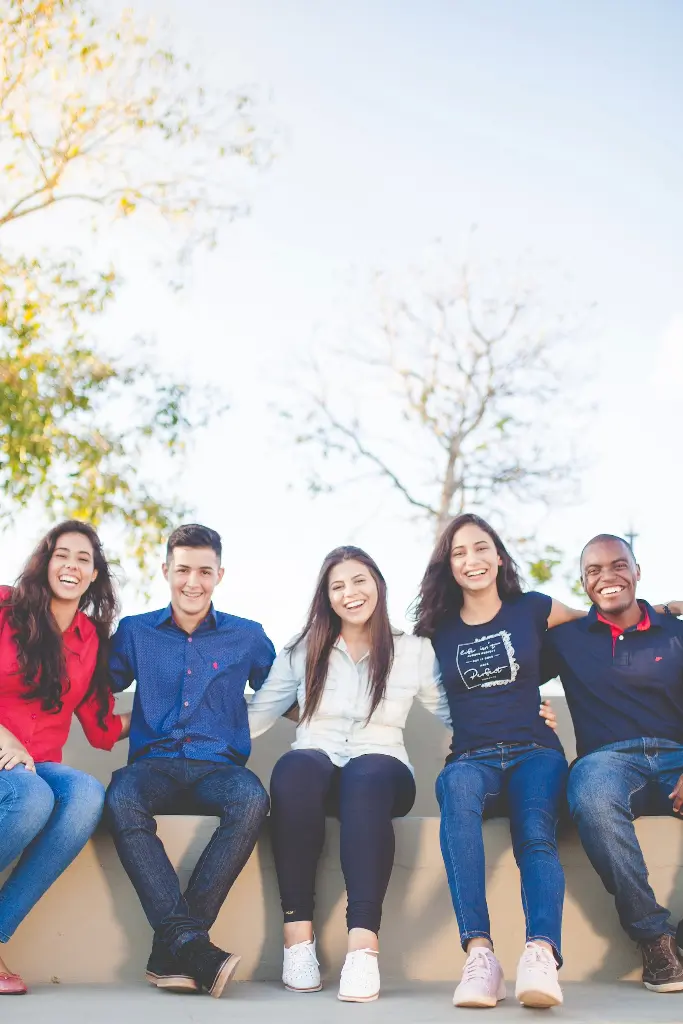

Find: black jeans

[105,758,269,953]
[269,750,415,934]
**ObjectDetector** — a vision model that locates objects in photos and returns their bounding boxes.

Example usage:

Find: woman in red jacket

[0,521,129,994]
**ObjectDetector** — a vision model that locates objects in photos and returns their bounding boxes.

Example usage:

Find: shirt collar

[333,635,370,663]
[65,609,86,640]
[153,604,217,632]
[588,599,661,633]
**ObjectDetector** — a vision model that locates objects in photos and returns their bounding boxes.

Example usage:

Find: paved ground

[5,981,683,1024]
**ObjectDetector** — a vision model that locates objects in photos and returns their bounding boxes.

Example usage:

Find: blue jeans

[436,742,568,963]
[105,758,269,953]
[567,738,683,943]
[0,763,105,942]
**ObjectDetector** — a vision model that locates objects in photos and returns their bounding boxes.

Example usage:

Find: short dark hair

[580,533,635,570]
[166,524,222,563]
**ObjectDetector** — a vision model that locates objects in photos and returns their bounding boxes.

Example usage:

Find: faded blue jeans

[567,738,683,943]
[0,763,105,941]
[105,758,269,953]
[436,742,568,964]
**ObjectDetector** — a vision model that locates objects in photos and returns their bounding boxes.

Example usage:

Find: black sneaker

[176,937,241,998]
[145,938,199,993]
[640,934,683,992]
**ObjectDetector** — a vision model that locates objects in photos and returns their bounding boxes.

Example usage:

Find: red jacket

[0,586,122,763]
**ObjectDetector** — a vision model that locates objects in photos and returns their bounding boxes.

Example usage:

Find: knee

[436,764,482,813]
[68,773,106,833]
[104,769,140,826]
[235,771,269,823]
[567,760,623,824]
[0,770,55,831]
[271,751,323,801]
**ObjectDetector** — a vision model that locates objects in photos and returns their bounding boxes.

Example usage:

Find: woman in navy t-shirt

[414,513,585,1010]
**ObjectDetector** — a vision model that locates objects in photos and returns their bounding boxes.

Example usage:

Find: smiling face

[581,538,640,617]
[327,558,379,628]
[450,522,503,594]
[163,545,224,624]
[47,531,98,606]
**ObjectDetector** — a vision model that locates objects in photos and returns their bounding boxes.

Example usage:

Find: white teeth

[59,576,78,585]
[345,601,364,609]
[466,570,487,577]
[601,587,624,595]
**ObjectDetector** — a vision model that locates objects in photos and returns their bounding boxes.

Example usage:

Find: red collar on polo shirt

[596,603,651,654]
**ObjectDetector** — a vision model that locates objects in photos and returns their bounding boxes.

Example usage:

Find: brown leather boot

[641,934,683,992]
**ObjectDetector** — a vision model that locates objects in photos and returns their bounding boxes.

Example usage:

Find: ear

[497,555,503,567]
[635,562,641,583]
[90,568,99,583]
[162,562,170,581]
[216,567,225,585]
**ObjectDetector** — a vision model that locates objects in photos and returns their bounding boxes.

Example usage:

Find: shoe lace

[643,936,677,971]
[345,949,378,976]
[521,942,554,974]
[290,941,319,966]
[462,949,493,982]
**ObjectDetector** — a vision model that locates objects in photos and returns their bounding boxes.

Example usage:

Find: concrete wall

[3,695,682,986]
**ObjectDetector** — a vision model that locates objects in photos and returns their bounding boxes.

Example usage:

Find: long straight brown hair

[290,546,395,724]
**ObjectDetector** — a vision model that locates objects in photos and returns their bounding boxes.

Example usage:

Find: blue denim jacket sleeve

[108,618,136,693]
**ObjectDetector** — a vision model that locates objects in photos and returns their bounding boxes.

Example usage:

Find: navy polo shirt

[433,591,564,759]
[542,601,683,759]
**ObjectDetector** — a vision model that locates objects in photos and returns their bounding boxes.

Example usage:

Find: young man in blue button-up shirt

[543,534,683,993]
[105,524,275,998]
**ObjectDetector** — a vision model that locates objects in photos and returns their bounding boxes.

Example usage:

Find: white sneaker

[338,949,380,1002]
[453,948,506,1008]
[515,942,563,1007]
[282,939,322,992]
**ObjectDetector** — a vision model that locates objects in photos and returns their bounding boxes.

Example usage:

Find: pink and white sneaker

[515,942,563,1007]
[453,948,506,1008]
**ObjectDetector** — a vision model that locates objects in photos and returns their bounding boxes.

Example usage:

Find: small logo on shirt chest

[655,656,663,662]
[213,661,219,670]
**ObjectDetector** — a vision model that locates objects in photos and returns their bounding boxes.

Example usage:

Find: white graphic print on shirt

[456,631,520,689]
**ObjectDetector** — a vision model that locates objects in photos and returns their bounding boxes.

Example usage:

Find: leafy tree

[0,0,270,571]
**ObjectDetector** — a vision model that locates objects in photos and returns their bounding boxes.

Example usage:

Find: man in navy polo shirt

[105,524,276,999]
[543,534,683,993]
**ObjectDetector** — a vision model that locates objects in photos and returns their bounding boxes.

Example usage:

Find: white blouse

[247,631,451,771]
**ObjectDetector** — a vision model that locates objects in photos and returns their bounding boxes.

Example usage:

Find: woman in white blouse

[247,545,451,1003]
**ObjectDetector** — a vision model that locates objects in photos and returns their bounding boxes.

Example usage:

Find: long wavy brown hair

[413,513,523,638]
[0,521,119,727]
[290,546,395,724]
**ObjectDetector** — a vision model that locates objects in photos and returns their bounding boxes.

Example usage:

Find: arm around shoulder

[415,638,452,729]
[547,598,587,630]
[248,640,303,739]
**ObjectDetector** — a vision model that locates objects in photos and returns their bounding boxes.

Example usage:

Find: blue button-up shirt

[542,601,683,759]
[109,605,276,765]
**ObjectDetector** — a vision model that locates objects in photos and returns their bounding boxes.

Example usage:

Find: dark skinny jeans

[270,750,415,934]
[105,758,269,953]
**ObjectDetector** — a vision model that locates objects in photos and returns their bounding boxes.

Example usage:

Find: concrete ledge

[6,693,682,986]
[4,815,683,985]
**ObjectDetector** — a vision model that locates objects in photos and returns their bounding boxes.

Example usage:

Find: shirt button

[188,637,192,643]
[31,714,37,720]
[184,701,189,707]
[618,635,624,640]
[187,669,192,675]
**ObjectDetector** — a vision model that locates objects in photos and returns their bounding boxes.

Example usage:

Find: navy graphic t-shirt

[432,591,563,759]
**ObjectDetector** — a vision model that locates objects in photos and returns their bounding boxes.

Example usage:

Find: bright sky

[1,0,682,650]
